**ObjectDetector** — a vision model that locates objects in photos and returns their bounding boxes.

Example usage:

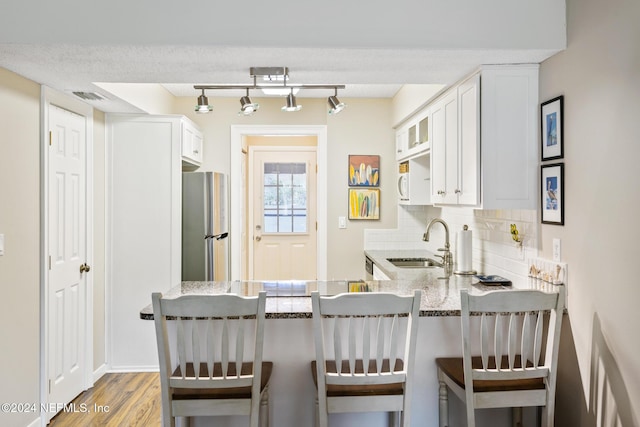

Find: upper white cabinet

[181,119,204,170]
[430,65,539,209]
[395,107,431,161]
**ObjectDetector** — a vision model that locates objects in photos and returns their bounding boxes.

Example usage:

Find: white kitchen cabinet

[430,65,538,209]
[181,120,203,170]
[106,114,200,370]
[372,263,390,280]
[395,107,431,161]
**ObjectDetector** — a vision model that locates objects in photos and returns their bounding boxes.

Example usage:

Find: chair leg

[438,379,449,427]
[388,411,400,427]
[260,385,270,427]
[541,405,554,427]
[512,407,523,427]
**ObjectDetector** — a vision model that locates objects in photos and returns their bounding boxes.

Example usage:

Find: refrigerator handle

[205,232,229,240]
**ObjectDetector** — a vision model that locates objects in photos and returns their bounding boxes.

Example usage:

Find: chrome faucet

[423,218,453,267]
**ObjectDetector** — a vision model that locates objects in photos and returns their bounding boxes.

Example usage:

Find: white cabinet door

[107,114,183,370]
[395,127,408,160]
[480,65,538,209]
[181,120,203,168]
[430,88,458,204]
[372,263,390,280]
[457,74,480,206]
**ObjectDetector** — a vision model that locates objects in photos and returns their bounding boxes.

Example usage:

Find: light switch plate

[338,216,347,229]
[552,238,561,262]
[0,234,4,256]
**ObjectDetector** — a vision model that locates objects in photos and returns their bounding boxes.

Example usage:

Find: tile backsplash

[364,205,539,280]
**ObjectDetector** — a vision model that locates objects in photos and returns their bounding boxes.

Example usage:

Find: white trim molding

[230,125,328,280]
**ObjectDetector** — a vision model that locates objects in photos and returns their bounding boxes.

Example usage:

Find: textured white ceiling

[0,0,566,112]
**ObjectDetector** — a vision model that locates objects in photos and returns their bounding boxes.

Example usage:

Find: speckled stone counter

[140,250,558,320]
[138,252,563,427]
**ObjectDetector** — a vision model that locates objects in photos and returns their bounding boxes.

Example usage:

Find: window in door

[263,162,307,233]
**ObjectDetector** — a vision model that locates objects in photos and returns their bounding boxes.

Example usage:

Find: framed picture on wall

[348,155,380,187]
[541,163,564,225]
[348,188,380,220]
[541,95,564,161]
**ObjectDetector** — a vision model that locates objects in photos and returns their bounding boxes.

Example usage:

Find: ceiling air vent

[72,91,105,101]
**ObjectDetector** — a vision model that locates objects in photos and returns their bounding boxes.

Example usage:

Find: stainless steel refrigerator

[182,172,229,281]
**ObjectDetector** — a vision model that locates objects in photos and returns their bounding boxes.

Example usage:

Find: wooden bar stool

[153,291,272,427]
[311,290,421,427]
[436,287,564,427]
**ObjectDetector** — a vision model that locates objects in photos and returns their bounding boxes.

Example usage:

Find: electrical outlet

[552,238,561,262]
[0,234,4,256]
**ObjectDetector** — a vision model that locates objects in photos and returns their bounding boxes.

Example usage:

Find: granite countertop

[140,250,560,320]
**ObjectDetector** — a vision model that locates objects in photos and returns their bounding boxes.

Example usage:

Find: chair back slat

[460,287,564,386]
[207,318,215,379]
[389,314,400,372]
[376,316,384,374]
[333,318,343,373]
[508,313,517,369]
[348,318,356,374]
[236,316,245,378]
[533,310,544,367]
[177,317,187,379]
[192,318,201,378]
[362,316,371,372]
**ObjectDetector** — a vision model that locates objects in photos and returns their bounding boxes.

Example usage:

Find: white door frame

[230,125,327,280]
[40,86,94,425]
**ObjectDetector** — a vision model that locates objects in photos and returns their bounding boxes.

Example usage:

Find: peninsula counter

[139,262,560,427]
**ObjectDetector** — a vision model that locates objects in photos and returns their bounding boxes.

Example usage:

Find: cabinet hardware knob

[455,189,461,194]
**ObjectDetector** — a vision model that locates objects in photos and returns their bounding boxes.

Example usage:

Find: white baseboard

[93,363,108,382]
[107,365,159,373]
[26,415,41,427]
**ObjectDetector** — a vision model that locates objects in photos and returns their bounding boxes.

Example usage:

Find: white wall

[0,68,41,427]
[539,0,640,424]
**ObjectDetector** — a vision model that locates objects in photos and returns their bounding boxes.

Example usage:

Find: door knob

[80,263,91,273]
[255,236,262,242]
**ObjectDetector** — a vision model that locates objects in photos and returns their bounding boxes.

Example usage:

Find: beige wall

[175,96,396,280]
[540,0,640,424]
[0,68,41,426]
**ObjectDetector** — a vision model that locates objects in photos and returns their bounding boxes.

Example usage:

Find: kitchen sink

[386,257,443,268]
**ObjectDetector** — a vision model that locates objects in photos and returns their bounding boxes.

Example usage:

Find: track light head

[328,94,346,115]
[195,90,213,114]
[282,91,302,112]
[239,90,259,115]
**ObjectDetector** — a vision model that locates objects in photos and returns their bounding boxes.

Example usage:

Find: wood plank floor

[48,372,161,426]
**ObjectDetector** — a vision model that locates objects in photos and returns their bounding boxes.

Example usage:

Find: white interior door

[250,148,317,280]
[47,104,88,410]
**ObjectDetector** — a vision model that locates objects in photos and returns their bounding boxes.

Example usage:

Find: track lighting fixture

[195,89,213,114]
[239,89,259,115]
[194,67,344,115]
[328,89,346,115]
[282,90,302,112]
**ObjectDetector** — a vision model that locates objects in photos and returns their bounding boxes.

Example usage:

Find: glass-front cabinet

[395,107,431,161]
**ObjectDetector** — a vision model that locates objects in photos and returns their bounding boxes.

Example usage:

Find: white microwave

[397,157,430,205]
